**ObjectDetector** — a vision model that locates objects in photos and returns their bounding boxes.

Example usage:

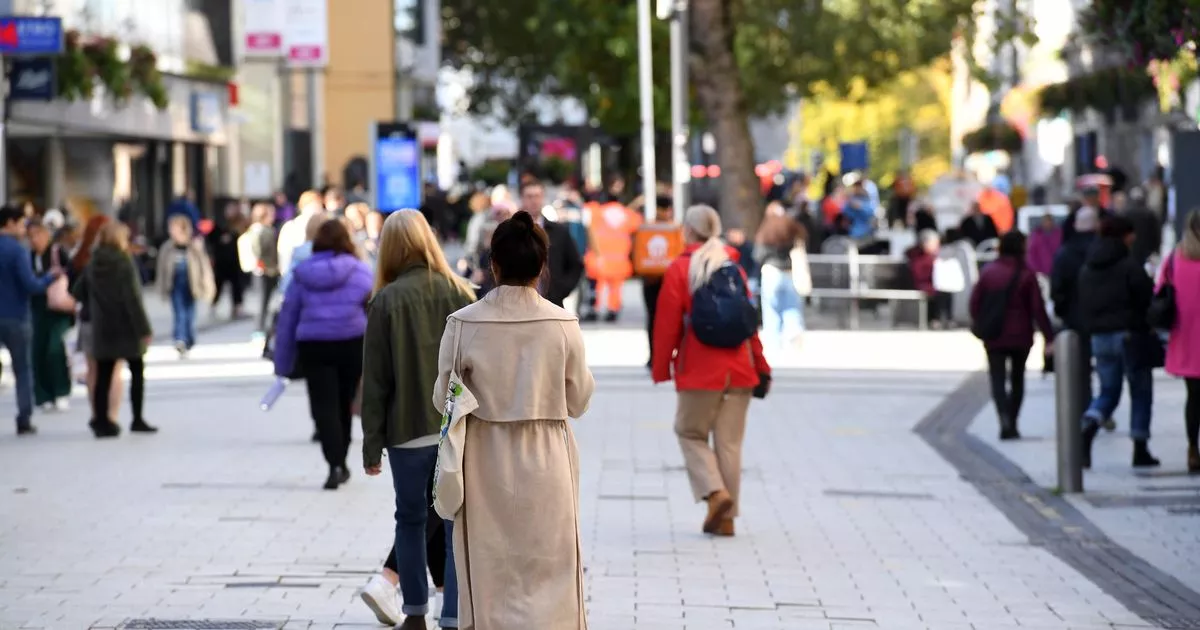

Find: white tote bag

[433,319,478,521]
[932,257,967,293]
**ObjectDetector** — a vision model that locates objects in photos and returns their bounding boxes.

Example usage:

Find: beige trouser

[675,386,752,517]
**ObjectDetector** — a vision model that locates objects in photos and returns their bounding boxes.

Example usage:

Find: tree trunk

[689,0,763,234]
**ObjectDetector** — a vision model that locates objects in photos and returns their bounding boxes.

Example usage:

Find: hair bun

[511,210,535,230]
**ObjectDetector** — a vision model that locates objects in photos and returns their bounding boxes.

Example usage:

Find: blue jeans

[0,319,34,429]
[759,264,804,348]
[1084,331,1153,440]
[171,284,196,349]
[388,445,458,627]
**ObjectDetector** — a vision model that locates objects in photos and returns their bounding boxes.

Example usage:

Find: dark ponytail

[490,210,549,286]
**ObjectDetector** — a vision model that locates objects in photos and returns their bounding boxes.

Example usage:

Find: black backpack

[971,265,1023,342]
[689,262,759,348]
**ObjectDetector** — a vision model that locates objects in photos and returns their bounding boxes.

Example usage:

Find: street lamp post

[664,0,690,221]
[637,0,657,222]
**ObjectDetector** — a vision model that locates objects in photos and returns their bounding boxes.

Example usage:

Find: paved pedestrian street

[2,316,1198,629]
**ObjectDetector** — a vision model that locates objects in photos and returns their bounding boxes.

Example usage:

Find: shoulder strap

[450,318,463,374]
[1165,251,1176,285]
[1004,263,1024,296]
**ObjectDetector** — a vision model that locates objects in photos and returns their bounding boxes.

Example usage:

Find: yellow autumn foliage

[787,59,954,194]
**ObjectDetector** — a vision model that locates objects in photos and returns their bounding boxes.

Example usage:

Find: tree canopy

[1079,0,1200,65]
[442,0,980,227]
[444,0,976,131]
[794,61,955,192]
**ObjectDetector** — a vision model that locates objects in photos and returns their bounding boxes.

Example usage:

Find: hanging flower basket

[54,30,169,110]
[1037,66,1157,118]
[963,123,1024,154]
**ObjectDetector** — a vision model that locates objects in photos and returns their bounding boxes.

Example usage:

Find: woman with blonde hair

[359,210,475,629]
[72,221,155,438]
[653,204,769,536]
[1157,209,1200,473]
[157,215,216,357]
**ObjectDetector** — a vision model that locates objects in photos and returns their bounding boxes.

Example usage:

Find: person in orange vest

[585,201,643,322]
[977,185,1015,235]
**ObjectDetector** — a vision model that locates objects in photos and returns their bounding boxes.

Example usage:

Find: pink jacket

[1158,251,1200,378]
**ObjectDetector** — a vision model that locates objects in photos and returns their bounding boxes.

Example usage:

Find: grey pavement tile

[0,326,1177,628]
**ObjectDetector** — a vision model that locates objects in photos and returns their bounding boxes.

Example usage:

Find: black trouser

[298,338,363,469]
[643,279,662,364]
[986,347,1031,424]
[213,266,245,308]
[1071,330,1094,416]
[258,275,279,332]
[927,292,953,325]
[94,357,144,424]
[1186,378,1200,449]
[383,471,447,588]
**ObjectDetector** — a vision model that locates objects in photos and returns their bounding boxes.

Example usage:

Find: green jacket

[361,265,475,468]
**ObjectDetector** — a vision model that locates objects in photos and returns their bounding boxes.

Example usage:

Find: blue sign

[9,57,54,100]
[839,142,869,173]
[191,93,222,133]
[372,123,422,213]
[0,17,64,56]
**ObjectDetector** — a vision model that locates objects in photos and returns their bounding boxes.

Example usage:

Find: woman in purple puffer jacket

[274,219,374,490]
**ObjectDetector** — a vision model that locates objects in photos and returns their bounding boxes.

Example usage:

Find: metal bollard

[1054,330,1085,493]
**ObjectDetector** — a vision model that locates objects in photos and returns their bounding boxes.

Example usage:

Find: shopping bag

[433,319,478,520]
[46,274,76,314]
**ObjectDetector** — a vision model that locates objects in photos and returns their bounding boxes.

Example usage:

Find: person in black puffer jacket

[1076,215,1157,469]
[1051,207,1099,419]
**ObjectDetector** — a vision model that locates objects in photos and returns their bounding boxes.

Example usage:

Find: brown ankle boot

[703,489,733,534]
[1188,445,1200,474]
[714,517,735,537]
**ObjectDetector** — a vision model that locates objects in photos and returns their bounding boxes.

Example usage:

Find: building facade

[6,0,235,239]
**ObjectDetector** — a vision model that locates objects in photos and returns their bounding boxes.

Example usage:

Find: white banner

[284,0,329,67]
[243,0,284,57]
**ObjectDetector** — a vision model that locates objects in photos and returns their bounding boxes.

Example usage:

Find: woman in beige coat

[434,211,595,629]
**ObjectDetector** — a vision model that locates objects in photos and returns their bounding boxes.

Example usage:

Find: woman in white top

[434,210,595,629]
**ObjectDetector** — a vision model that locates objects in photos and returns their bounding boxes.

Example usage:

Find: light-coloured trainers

[360,574,403,626]
[54,398,70,412]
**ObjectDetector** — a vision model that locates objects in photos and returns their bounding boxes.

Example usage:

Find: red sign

[0,23,17,47]
[245,33,281,52]
[288,45,323,63]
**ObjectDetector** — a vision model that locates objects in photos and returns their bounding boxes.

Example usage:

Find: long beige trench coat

[433,285,596,630]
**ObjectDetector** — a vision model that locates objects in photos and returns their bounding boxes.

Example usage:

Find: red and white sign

[242,0,284,57]
[284,0,329,67]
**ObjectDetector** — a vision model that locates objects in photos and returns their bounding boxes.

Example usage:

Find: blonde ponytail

[683,205,729,293]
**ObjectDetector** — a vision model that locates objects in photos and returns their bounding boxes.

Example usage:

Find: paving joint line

[914,371,1200,628]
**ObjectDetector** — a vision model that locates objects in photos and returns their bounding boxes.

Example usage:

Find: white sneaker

[359,575,403,626]
[54,398,70,412]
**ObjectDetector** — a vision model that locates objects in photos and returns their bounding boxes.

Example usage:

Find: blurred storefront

[5,0,235,239]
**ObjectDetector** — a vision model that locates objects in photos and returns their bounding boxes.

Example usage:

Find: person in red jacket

[652,204,770,538]
[969,230,1055,440]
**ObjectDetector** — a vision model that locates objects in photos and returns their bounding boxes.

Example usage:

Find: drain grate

[117,620,283,630]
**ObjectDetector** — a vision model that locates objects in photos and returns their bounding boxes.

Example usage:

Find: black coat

[72,246,152,360]
[1077,237,1153,335]
[542,219,585,307]
[1050,233,1096,331]
[959,214,999,246]
[1124,206,1162,265]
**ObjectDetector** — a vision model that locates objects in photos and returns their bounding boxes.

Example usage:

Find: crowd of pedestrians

[5,163,1198,630]
[968,187,1199,473]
